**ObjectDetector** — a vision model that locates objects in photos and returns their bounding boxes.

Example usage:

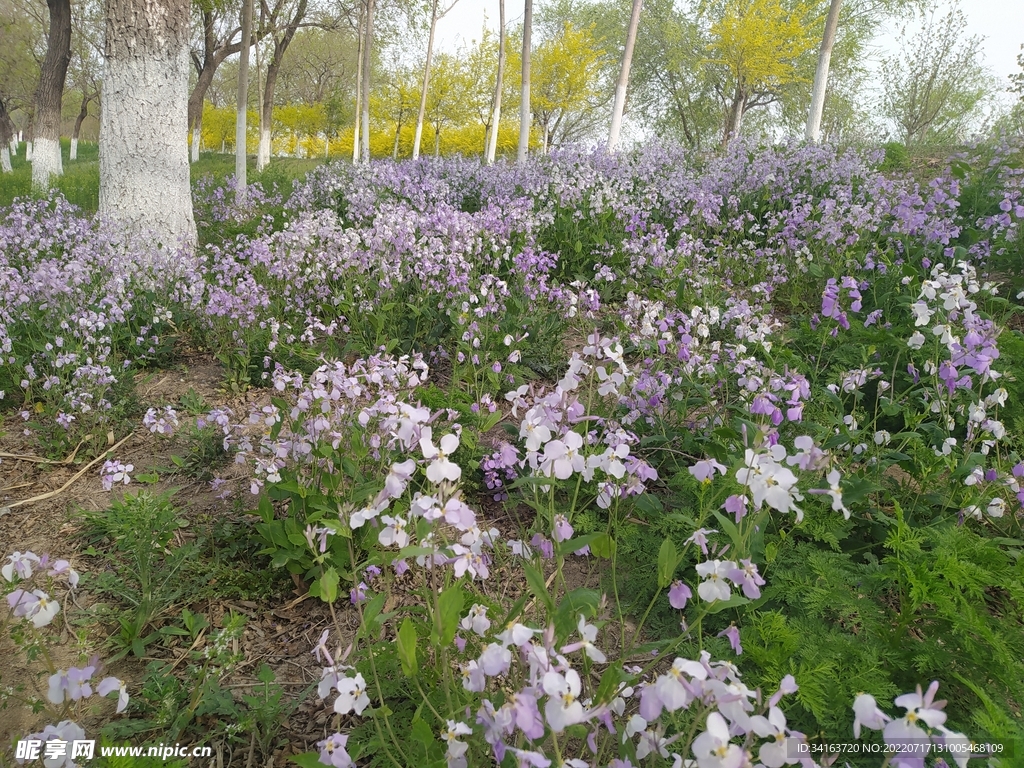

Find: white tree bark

[608,0,643,151]
[805,0,843,143]
[26,141,33,161]
[192,122,202,162]
[412,0,440,161]
[32,138,63,186]
[258,127,272,168]
[235,0,253,205]
[485,0,506,164]
[352,0,364,163]
[99,0,196,251]
[70,137,78,160]
[1,147,11,173]
[360,0,375,162]
[516,0,532,163]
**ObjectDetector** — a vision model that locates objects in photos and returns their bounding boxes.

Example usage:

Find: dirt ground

[0,354,605,765]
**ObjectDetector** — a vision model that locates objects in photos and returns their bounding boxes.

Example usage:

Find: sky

[431,0,1023,85]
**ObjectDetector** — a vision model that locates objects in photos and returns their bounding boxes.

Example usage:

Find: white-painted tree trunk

[360,0,374,162]
[608,0,643,151]
[70,137,78,160]
[485,0,506,164]
[1,147,11,173]
[10,139,17,156]
[99,0,196,252]
[235,0,252,205]
[258,127,272,169]
[412,0,439,161]
[516,0,532,163]
[25,141,33,161]
[191,123,201,162]
[805,0,844,143]
[32,138,63,188]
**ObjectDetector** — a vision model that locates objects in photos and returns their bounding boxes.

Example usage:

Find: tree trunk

[516,0,532,163]
[722,88,746,146]
[393,123,401,159]
[412,0,439,160]
[805,0,843,143]
[32,0,72,190]
[235,0,253,205]
[352,0,364,163]
[192,115,202,162]
[608,0,642,151]
[485,0,506,164]
[100,0,196,250]
[0,100,15,172]
[360,0,375,162]
[258,0,307,172]
[70,92,93,161]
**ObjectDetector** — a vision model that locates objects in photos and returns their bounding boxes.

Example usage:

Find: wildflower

[696,560,736,602]
[378,515,410,548]
[668,580,692,610]
[552,514,573,542]
[318,733,355,768]
[728,559,765,599]
[7,588,60,627]
[441,720,472,768]
[100,459,133,491]
[97,676,130,713]
[689,458,727,483]
[333,673,370,716]
[461,604,491,636]
[691,711,743,768]
[718,624,742,655]
[542,669,585,732]
[852,692,890,737]
[561,615,607,663]
[749,706,790,768]
[2,551,40,582]
[420,427,462,483]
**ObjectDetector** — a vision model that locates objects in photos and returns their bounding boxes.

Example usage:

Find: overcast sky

[432,0,1023,85]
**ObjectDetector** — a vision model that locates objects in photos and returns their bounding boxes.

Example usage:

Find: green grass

[0,139,325,212]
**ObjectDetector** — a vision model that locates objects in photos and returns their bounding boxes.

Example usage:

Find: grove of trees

[0,0,1021,247]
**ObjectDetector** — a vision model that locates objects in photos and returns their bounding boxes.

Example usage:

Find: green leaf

[289,753,325,768]
[554,588,602,639]
[523,560,554,614]
[411,716,434,747]
[633,493,664,515]
[703,594,750,615]
[557,532,605,557]
[436,584,465,648]
[593,663,625,705]
[397,618,419,677]
[657,538,679,589]
[711,510,743,552]
[319,567,340,604]
[359,593,387,636]
[589,532,616,559]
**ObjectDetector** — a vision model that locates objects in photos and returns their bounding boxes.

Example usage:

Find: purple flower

[718,624,742,655]
[668,580,692,610]
[729,559,766,599]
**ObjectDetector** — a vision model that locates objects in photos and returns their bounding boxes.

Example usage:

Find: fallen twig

[4,433,135,511]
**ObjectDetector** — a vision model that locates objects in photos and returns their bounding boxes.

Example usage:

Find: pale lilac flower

[668,580,692,610]
[685,528,716,556]
[378,515,410,548]
[552,514,573,542]
[691,711,743,768]
[2,551,40,581]
[729,559,765,599]
[97,676,130,713]
[100,459,133,491]
[689,458,727,483]
[561,615,606,663]
[884,681,947,743]
[768,674,798,707]
[542,669,585,732]
[441,720,472,768]
[47,559,79,588]
[24,720,86,768]
[696,560,736,602]
[749,706,790,768]
[478,642,513,676]
[318,733,355,768]
[718,624,742,655]
[461,604,491,636]
[460,660,487,692]
[852,692,890,737]
[7,588,60,627]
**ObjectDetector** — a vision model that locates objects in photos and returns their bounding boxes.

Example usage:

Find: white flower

[696,560,735,603]
[333,673,370,716]
[749,706,791,768]
[907,331,927,349]
[987,498,1006,518]
[460,604,491,636]
[691,711,743,768]
[542,669,585,732]
[378,515,409,548]
[441,720,472,768]
[852,693,890,737]
[420,428,462,483]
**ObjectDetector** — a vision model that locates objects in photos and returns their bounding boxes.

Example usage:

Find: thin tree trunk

[235,0,253,204]
[412,0,439,160]
[722,88,746,146]
[360,0,375,162]
[100,0,196,250]
[393,123,401,159]
[70,92,93,161]
[0,100,13,173]
[805,0,843,143]
[608,0,642,151]
[516,0,531,163]
[32,0,72,190]
[485,0,506,164]
[352,0,364,163]
[192,115,202,162]
[258,0,307,171]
